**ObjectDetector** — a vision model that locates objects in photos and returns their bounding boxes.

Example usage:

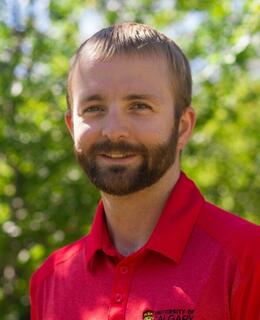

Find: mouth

[98,153,138,164]
[101,153,135,158]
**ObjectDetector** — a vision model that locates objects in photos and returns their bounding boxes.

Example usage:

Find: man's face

[67,54,181,196]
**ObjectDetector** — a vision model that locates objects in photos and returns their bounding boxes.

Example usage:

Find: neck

[101,163,181,256]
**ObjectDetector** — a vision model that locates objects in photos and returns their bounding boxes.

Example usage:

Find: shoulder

[198,201,260,264]
[30,235,88,288]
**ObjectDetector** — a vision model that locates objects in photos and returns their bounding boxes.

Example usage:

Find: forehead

[71,53,173,104]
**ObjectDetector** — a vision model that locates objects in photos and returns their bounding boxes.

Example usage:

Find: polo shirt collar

[85,172,205,268]
[145,172,205,263]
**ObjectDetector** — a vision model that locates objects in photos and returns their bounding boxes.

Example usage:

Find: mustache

[87,140,147,155]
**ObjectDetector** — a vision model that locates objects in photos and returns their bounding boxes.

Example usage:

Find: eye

[82,105,104,113]
[129,103,152,111]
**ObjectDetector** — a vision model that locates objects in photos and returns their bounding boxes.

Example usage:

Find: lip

[97,153,138,164]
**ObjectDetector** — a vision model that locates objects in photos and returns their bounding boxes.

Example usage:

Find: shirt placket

[108,258,136,320]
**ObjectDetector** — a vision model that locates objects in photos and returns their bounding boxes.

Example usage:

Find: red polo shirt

[30,172,260,320]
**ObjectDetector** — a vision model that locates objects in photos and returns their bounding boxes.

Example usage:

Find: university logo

[143,310,154,320]
[143,309,194,320]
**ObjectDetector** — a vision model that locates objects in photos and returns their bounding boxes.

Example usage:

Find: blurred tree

[0,0,259,319]
[0,0,97,318]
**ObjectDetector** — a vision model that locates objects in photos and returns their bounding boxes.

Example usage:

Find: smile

[101,153,135,159]
[97,153,138,164]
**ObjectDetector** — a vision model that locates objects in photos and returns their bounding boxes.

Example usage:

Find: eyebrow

[79,93,160,104]
[79,94,104,103]
[123,94,160,102]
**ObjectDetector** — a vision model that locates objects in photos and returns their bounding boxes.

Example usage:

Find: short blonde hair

[67,22,192,120]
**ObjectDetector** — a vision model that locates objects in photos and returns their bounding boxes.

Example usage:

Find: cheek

[72,121,99,152]
[133,118,174,145]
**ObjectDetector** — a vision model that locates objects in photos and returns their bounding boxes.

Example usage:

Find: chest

[38,242,236,320]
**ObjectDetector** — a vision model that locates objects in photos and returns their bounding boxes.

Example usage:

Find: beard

[75,123,179,196]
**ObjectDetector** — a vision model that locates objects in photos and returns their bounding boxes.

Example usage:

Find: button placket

[108,262,134,319]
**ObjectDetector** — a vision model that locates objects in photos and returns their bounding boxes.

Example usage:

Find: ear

[64,110,74,138]
[177,106,196,150]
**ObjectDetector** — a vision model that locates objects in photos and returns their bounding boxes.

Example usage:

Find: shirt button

[115,293,123,303]
[120,266,128,274]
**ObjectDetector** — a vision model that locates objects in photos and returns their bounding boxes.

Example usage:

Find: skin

[65,54,196,256]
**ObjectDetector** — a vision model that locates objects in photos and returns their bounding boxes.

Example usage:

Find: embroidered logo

[143,309,194,320]
[143,310,154,320]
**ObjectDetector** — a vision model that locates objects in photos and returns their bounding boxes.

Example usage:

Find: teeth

[110,154,126,158]
[105,153,131,158]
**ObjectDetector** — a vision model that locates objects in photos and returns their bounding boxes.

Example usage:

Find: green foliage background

[0,0,259,318]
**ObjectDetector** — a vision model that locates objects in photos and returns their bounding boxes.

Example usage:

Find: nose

[102,106,130,142]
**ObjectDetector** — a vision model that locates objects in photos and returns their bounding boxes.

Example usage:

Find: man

[30,23,260,320]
